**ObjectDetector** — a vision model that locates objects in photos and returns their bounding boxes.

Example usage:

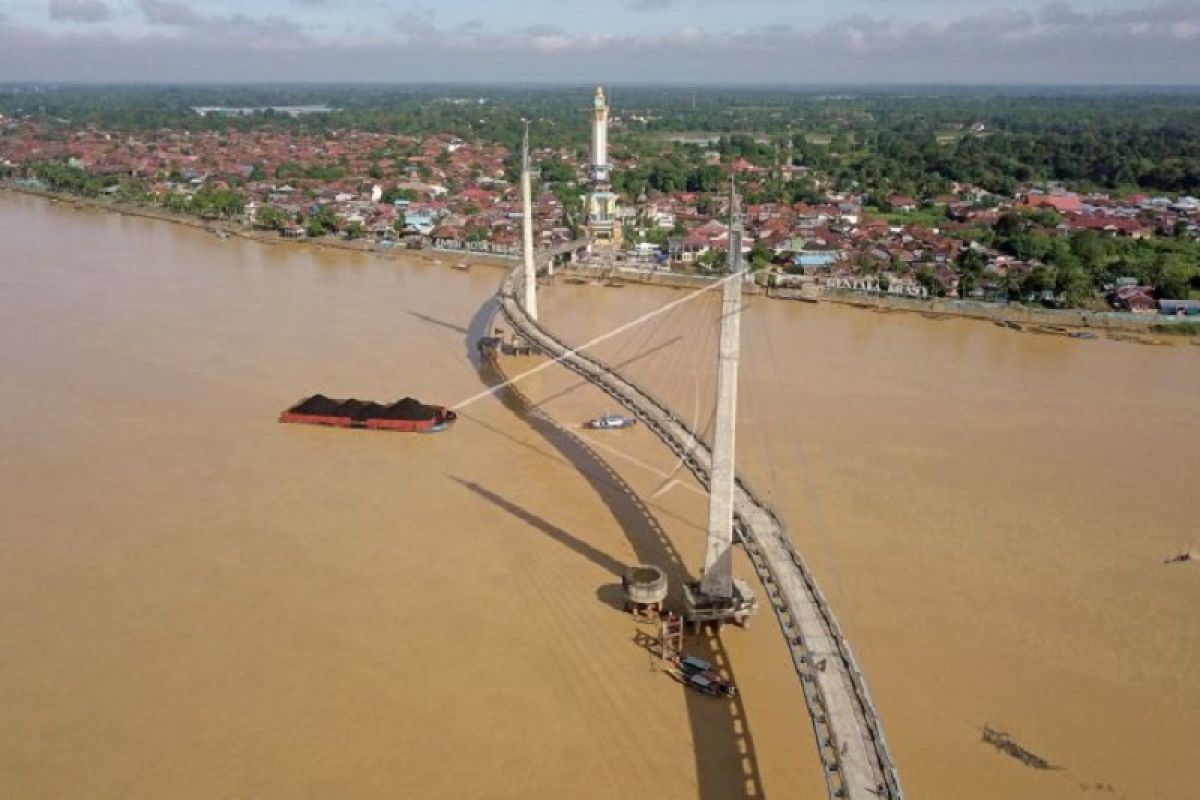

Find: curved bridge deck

[497,260,904,800]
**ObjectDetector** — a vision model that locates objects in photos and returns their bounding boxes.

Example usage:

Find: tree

[191,186,245,218]
[381,186,416,205]
[537,157,575,183]
[1153,253,1193,299]
[1070,230,1109,274]
[345,221,365,240]
[698,249,725,271]
[1020,265,1056,302]
[916,265,940,296]
[305,217,327,238]
[255,204,287,230]
[748,243,772,272]
[1054,257,1093,307]
[304,205,338,237]
[957,247,986,297]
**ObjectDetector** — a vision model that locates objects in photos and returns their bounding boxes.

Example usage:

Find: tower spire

[590,86,609,181]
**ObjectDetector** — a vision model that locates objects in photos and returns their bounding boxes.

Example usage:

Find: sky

[1,0,1199,84]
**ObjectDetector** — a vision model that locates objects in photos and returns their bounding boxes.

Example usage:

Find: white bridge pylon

[699,183,744,600]
[520,122,538,321]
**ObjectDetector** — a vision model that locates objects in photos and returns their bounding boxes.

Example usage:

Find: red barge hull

[279,395,457,433]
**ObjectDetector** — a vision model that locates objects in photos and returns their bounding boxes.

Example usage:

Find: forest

[4,84,1200,196]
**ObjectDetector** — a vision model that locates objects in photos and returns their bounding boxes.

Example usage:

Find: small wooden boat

[1029,324,1071,337]
[585,412,637,430]
[668,655,738,698]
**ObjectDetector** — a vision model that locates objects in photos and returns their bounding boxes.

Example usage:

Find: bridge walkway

[496,258,904,800]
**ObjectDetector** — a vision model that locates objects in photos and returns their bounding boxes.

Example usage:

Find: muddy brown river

[1,191,1197,799]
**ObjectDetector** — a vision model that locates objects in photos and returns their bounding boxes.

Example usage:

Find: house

[1111,285,1157,312]
[404,209,437,236]
[618,241,655,262]
[887,195,917,212]
[1066,214,1153,239]
[369,217,397,239]
[934,264,960,296]
[651,210,676,229]
[837,203,861,225]
[793,251,840,274]
[1024,192,1083,214]
[456,186,494,206]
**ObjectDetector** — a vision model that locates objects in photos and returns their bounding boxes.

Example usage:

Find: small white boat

[585,412,637,430]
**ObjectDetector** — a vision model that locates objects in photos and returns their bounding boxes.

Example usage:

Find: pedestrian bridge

[494,252,905,800]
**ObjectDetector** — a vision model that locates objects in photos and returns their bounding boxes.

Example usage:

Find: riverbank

[554,262,1194,345]
[7,182,1192,347]
[0,182,516,272]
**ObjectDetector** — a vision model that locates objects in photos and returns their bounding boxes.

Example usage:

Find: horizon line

[4,81,1200,91]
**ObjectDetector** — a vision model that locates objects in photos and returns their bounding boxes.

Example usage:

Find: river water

[1,191,1197,799]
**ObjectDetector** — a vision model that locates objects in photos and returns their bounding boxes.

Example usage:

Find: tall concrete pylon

[521,123,538,321]
[699,181,744,599]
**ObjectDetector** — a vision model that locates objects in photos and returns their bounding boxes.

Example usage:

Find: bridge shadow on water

[406,309,470,336]
[460,298,765,800]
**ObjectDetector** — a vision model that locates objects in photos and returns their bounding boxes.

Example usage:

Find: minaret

[521,123,538,321]
[699,180,744,600]
[585,86,621,245]
[590,86,610,184]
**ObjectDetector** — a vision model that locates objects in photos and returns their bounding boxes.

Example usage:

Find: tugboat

[585,412,637,430]
[280,394,457,433]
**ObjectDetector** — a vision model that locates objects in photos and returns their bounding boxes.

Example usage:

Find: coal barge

[280,394,457,433]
